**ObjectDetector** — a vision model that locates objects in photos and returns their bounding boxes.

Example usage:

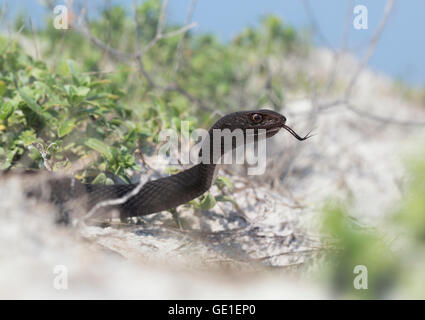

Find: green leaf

[215,195,236,204]
[19,129,37,146]
[92,173,107,185]
[63,84,74,96]
[35,81,63,106]
[58,119,75,137]
[199,192,216,210]
[215,176,233,190]
[165,166,180,175]
[68,60,80,85]
[85,138,112,158]
[18,89,42,114]
[0,80,6,96]
[75,87,90,97]
[0,100,13,120]
[0,148,16,170]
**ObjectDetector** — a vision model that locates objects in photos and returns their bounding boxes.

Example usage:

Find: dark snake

[16,110,312,221]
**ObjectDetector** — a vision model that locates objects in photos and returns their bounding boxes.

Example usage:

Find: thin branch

[174,0,198,74]
[74,1,209,114]
[28,17,41,60]
[253,249,323,262]
[290,99,425,127]
[73,4,131,60]
[345,0,396,99]
[134,0,197,59]
[324,0,354,93]
[76,25,131,60]
[345,101,425,127]
[4,23,26,54]
[133,0,141,52]
[340,0,354,51]
[0,2,7,26]
[30,142,58,171]
[299,0,417,134]
[157,0,168,36]
[302,0,336,53]
[135,22,197,58]
[313,99,425,127]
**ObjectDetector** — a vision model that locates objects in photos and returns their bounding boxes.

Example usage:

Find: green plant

[321,147,425,299]
[0,39,146,182]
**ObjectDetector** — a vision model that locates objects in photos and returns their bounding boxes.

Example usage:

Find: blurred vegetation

[393,79,425,107]
[321,148,425,299]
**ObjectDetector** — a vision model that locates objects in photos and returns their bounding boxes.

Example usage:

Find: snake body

[19,110,311,220]
[84,162,216,218]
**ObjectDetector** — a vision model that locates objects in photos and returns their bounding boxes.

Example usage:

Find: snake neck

[85,126,240,217]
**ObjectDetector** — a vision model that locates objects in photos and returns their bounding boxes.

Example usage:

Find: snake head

[214,109,312,141]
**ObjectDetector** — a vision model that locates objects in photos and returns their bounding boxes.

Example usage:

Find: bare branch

[157,0,168,36]
[0,2,7,26]
[134,0,197,59]
[302,0,336,53]
[314,99,425,127]
[340,0,354,51]
[345,0,396,99]
[30,142,58,171]
[74,0,208,113]
[344,101,425,127]
[324,0,354,93]
[135,22,197,58]
[76,24,131,60]
[300,1,416,133]
[28,17,41,60]
[174,0,198,73]
[4,23,26,53]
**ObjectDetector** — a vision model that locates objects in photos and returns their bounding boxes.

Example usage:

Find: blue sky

[2,0,424,87]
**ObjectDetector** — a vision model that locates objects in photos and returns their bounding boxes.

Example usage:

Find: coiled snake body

[17,110,311,220]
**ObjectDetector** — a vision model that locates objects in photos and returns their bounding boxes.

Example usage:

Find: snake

[20,110,312,221]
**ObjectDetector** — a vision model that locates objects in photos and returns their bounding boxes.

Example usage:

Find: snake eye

[251,113,263,123]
